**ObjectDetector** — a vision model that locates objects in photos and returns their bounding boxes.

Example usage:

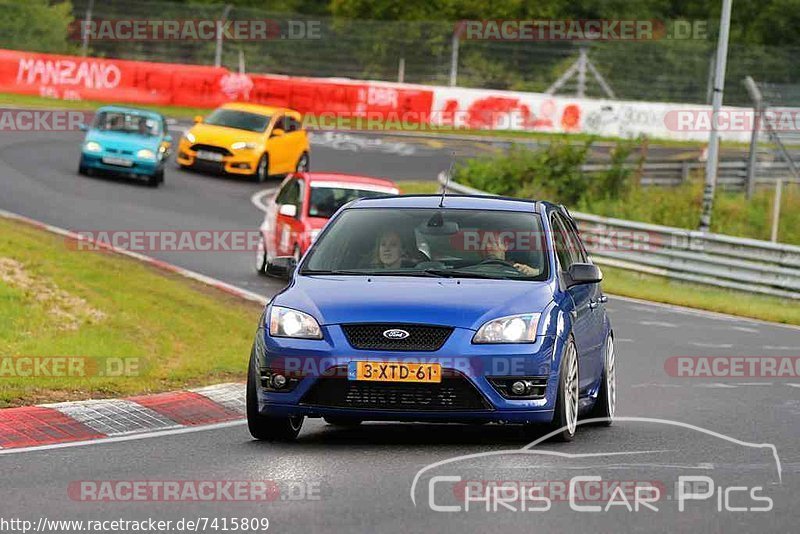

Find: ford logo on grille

[383,329,410,340]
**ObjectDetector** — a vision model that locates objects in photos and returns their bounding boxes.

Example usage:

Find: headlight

[183,132,196,143]
[137,149,156,160]
[231,141,257,150]
[269,306,322,339]
[473,313,540,344]
[84,141,102,152]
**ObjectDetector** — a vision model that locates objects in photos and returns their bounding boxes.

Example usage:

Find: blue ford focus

[247,194,615,442]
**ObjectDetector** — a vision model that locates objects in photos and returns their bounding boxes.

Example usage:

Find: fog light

[511,381,527,395]
[272,374,287,389]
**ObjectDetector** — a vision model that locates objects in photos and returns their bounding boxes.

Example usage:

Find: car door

[563,214,606,386]
[552,213,595,392]
[274,177,305,257]
[266,115,293,174]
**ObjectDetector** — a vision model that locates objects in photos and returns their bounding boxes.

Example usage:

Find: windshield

[93,111,161,136]
[204,109,271,132]
[302,208,549,281]
[308,186,393,218]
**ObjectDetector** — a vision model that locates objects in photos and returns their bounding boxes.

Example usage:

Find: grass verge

[398,180,799,325]
[0,217,262,408]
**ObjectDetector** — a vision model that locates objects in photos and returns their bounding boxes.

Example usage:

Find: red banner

[0,49,433,121]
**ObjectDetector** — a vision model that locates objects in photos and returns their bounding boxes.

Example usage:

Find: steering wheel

[477,258,518,269]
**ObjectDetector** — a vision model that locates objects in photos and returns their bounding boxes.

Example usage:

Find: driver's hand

[513,263,540,276]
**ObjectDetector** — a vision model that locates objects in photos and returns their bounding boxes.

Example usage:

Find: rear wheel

[254,154,269,183]
[548,338,579,442]
[589,335,615,426]
[295,152,309,172]
[246,348,303,441]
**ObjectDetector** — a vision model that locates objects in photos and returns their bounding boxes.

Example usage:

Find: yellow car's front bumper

[177,139,261,175]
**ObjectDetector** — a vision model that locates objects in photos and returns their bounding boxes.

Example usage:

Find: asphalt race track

[1,127,799,532]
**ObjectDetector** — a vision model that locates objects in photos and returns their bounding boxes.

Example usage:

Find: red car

[256,172,400,273]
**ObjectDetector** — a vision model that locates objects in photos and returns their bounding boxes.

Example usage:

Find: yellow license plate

[348,361,442,383]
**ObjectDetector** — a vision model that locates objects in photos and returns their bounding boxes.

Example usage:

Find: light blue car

[78,106,172,187]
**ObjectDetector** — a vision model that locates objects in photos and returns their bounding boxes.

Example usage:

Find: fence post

[398,57,405,83]
[771,178,783,242]
[80,0,94,57]
[744,76,763,200]
[449,28,459,86]
[214,4,232,68]
[681,161,690,183]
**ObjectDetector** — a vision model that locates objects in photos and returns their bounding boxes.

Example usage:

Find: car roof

[96,105,162,118]
[296,172,398,190]
[348,194,558,213]
[220,102,301,119]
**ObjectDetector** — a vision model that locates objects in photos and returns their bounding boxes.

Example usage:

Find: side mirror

[278,204,297,217]
[193,115,203,124]
[266,256,297,279]
[163,134,173,143]
[565,263,603,288]
[270,128,285,138]
[78,123,88,132]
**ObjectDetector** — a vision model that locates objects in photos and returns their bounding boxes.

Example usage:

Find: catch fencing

[438,174,800,299]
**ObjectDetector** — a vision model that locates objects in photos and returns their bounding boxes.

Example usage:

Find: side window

[563,216,588,263]
[273,115,286,133]
[275,180,293,205]
[550,214,574,271]
[285,116,299,133]
[161,116,168,135]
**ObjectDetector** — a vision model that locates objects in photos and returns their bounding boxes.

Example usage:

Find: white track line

[0,420,246,456]
[251,187,278,213]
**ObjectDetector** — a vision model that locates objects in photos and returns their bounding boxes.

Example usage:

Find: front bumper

[253,325,567,424]
[81,152,161,176]
[176,141,259,175]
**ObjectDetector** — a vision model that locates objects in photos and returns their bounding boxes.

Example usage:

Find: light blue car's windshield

[302,208,550,281]
[204,109,271,132]
[93,111,161,136]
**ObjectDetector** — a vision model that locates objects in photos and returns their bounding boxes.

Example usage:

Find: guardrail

[581,160,800,190]
[437,174,800,300]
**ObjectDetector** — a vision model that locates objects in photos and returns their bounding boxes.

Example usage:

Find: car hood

[274,275,555,330]
[86,130,161,151]
[187,123,264,146]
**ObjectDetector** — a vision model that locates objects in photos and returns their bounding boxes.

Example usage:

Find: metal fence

[438,174,800,299]
[582,160,800,191]
[49,0,800,106]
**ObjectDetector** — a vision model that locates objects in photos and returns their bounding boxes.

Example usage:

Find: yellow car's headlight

[84,141,102,152]
[183,132,196,144]
[137,149,156,160]
[231,141,258,150]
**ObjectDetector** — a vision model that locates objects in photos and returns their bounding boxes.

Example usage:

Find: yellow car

[177,103,310,182]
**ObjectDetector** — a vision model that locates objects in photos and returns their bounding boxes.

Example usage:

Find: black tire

[254,154,269,183]
[147,168,163,188]
[324,416,362,427]
[78,157,89,176]
[295,152,310,172]
[588,335,615,426]
[547,337,579,442]
[246,347,303,441]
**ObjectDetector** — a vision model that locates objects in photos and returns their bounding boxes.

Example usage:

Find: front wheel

[78,156,90,176]
[255,236,268,274]
[246,348,303,441]
[254,154,269,183]
[588,335,615,426]
[147,168,164,187]
[548,337,579,442]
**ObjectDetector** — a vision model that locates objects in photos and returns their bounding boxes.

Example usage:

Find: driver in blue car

[478,235,541,277]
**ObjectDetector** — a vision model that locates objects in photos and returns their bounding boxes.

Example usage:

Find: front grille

[301,368,490,411]
[190,143,232,156]
[342,324,453,351]
[190,160,226,173]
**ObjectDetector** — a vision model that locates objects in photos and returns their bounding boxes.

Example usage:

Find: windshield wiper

[301,269,447,277]
[420,268,514,280]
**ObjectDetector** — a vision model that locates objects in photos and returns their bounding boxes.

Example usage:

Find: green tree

[0,0,76,54]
